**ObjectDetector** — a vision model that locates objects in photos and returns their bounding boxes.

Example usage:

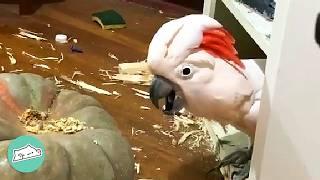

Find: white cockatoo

[147,14,264,179]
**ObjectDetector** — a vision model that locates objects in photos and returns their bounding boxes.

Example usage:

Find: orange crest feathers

[199,28,245,69]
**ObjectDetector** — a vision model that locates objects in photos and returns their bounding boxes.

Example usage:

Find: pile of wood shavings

[172,114,213,151]
[19,108,88,134]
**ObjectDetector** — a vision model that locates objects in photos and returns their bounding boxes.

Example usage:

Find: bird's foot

[207,146,253,180]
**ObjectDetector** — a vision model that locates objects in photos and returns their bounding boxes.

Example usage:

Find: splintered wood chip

[135,93,149,99]
[140,106,150,110]
[16,28,46,41]
[61,75,112,95]
[112,91,121,96]
[118,61,150,75]
[7,51,17,65]
[178,130,201,145]
[19,108,88,134]
[10,69,23,73]
[33,64,51,70]
[152,124,162,129]
[22,51,59,61]
[71,71,84,79]
[134,163,141,174]
[102,82,117,85]
[0,43,17,65]
[131,88,149,96]
[131,147,143,152]
[107,52,119,61]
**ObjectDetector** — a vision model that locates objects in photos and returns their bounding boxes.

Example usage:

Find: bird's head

[147,14,255,124]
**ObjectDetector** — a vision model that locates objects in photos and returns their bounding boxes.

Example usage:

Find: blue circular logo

[7,135,46,173]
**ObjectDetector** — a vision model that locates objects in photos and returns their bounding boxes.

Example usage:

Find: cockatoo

[147,14,264,179]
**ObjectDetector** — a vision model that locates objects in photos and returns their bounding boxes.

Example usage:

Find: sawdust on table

[169,113,214,151]
[19,108,88,134]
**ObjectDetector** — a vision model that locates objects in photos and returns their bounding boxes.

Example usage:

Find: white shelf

[220,0,273,55]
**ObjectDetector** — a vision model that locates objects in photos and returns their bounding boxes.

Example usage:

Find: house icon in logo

[12,144,43,163]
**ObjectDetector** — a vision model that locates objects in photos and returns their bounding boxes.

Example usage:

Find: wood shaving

[57,52,64,64]
[7,51,16,65]
[54,76,62,85]
[33,64,50,70]
[1,66,4,72]
[174,114,195,125]
[112,91,121,96]
[98,69,113,79]
[131,147,143,152]
[131,127,146,136]
[0,44,17,64]
[61,75,112,95]
[135,93,149,99]
[159,130,174,138]
[67,37,74,42]
[172,139,177,145]
[166,17,176,20]
[93,140,98,145]
[178,130,201,145]
[10,69,23,73]
[71,71,84,79]
[16,28,46,41]
[135,163,141,174]
[48,42,56,51]
[131,88,149,96]
[18,28,43,35]
[113,61,153,85]
[19,108,87,134]
[18,31,47,41]
[118,61,150,75]
[108,52,119,61]
[152,124,162,129]
[112,91,121,99]
[151,112,219,151]
[22,51,59,61]
[140,106,150,110]
[13,34,27,39]
[102,82,117,85]
[135,130,146,135]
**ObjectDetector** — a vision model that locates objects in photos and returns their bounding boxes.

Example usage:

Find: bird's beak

[149,76,176,112]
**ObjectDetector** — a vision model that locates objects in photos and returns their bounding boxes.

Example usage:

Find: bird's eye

[181,65,193,78]
[182,67,191,76]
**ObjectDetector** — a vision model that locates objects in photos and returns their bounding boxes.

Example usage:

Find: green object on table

[92,10,126,30]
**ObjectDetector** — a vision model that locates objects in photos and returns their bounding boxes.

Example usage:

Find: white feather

[147,14,223,70]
